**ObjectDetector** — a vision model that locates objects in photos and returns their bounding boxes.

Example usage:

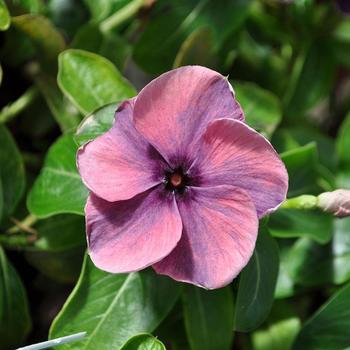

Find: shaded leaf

[293,281,350,350]
[173,27,217,69]
[31,214,85,252]
[283,42,335,119]
[25,247,84,283]
[35,74,81,132]
[252,301,301,350]
[269,209,333,244]
[0,125,25,221]
[27,134,88,217]
[50,255,180,349]
[133,0,252,74]
[337,111,350,169]
[12,14,65,59]
[72,23,131,71]
[58,49,136,115]
[183,286,234,350]
[0,247,31,349]
[281,143,321,197]
[234,228,279,332]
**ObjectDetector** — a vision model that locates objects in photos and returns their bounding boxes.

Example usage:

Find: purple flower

[77,66,288,289]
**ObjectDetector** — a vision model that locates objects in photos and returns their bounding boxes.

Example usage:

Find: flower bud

[317,189,350,218]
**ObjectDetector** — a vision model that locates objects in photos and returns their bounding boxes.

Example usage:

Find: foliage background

[1,0,350,349]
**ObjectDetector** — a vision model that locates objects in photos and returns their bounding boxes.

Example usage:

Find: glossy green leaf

[120,334,166,350]
[49,255,181,350]
[0,247,31,349]
[0,125,25,221]
[0,0,10,31]
[337,112,350,169]
[293,281,350,350]
[133,0,252,74]
[27,134,88,217]
[269,209,332,244]
[252,301,301,350]
[234,228,279,332]
[74,102,117,146]
[234,81,282,138]
[281,143,321,197]
[58,49,136,115]
[183,285,234,350]
[12,14,65,59]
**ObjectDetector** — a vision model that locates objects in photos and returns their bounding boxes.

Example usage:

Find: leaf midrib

[82,273,135,350]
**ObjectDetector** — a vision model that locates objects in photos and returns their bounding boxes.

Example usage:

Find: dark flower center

[164,167,191,194]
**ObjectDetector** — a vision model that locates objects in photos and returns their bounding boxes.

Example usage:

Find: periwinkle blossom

[77,66,288,289]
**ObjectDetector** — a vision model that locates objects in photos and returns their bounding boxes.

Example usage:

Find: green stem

[0,86,39,123]
[281,195,318,210]
[100,0,145,33]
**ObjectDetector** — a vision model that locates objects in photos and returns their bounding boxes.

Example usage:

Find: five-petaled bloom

[77,66,288,289]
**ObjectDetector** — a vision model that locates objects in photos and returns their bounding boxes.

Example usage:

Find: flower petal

[153,185,258,289]
[133,66,243,165]
[86,187,182,273]
[77,99,167,202]
[194,118,288,217]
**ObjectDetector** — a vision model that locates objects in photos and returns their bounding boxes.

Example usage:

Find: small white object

[16,332,86,350]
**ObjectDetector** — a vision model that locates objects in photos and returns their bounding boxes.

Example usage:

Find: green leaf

[120,334,166,350]
[281,143,321,197]
[58,49,136,115]
[234,228,279,332]
[272,127,338,172]
[0,0,10,31]
[133,0,252,74]
[0,125,25,221]
[0,247,31,349]
[49,255,181,350]
[286,217,350,287]
[25,247,84,283]
[274,241,296,299]
[283,42,335,119]
[35,74,81,132]
[83,0,131,23]
[173,27,217,69]
[183,286,234,350]
[72,24,131,71]
[12,14,65,59]
[293,281,350,350]
[27,134,88,217]
[74,102,117,146]
[337,112,350,169]
[32,214,85,252]
[12,0,46,13]
[252,301,301,350]
[268,209,333,244]
[234,81,282,138]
